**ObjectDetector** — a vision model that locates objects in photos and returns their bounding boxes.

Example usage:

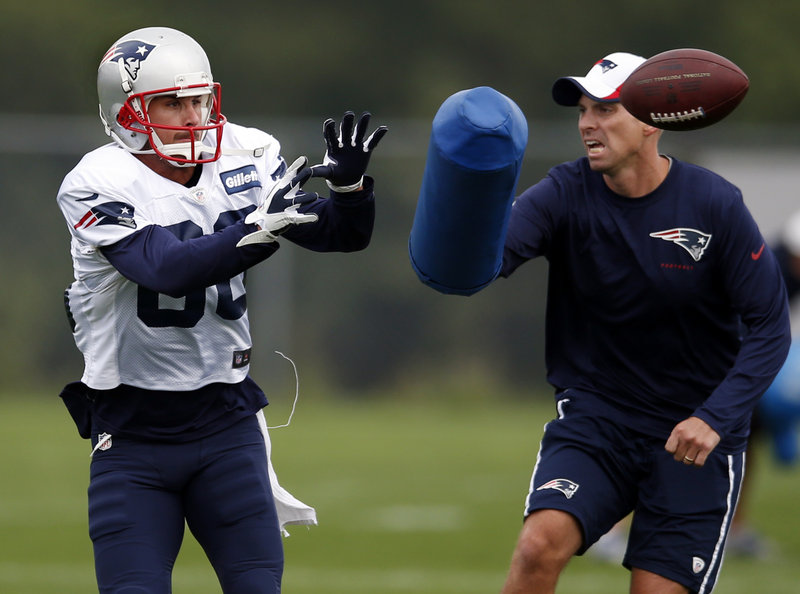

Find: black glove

[310,111,388,192]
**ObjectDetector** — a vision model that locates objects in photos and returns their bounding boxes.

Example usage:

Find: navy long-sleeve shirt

[101,177,375,296]
[502,157,790,452]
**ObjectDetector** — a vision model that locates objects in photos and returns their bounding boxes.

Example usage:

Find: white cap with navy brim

[552,52,647,106]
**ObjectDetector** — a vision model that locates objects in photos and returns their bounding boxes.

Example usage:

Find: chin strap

[222,146,268,158]
[157,140,271,159]
[120,142,271,165]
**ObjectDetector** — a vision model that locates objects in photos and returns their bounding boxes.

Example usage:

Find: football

[619,48,749,131]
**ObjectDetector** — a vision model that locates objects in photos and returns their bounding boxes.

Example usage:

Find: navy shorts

[88,414,283,594]
[524,395,744,593]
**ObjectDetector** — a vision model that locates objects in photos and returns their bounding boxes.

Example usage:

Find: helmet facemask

[116,80,226,165]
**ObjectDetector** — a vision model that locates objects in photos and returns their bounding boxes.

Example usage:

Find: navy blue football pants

[88,415,283,593]
[525,394,744,593]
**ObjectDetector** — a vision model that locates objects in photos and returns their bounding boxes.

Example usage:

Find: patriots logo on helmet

[100,40,157,82]
[597,59,618,74]
[536,478,580,499]
[650,228,712,262]
[74,200,137,230]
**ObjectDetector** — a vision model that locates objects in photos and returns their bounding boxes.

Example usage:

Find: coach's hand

[310,111,388,192]
[237,157,319,246]
[665,416,721,467]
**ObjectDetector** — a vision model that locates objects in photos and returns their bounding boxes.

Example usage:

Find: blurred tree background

[2,0,800,399]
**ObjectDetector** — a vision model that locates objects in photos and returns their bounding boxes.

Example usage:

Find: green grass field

[1,391,798,593]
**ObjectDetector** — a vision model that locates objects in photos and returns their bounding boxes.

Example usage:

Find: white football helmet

[97,27,226,165]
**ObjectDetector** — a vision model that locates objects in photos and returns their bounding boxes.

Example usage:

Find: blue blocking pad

[409,86,528,295]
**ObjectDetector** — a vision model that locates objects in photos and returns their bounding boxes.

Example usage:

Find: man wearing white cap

[497,53,790,593]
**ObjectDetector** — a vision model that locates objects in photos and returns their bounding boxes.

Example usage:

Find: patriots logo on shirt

[74,200,137,230]
[536,478,580,499]
[100,40,156,82]
[649,228,712,262]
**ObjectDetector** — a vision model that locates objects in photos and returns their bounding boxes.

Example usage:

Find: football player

[492,53,790,593]
[57,26,386,593]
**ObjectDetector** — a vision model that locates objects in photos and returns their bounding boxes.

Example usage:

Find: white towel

[256,409,318,536]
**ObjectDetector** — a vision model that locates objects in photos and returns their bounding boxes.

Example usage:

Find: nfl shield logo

[97,433,112,451]
[692,556,706,574]
[189,188,207,204]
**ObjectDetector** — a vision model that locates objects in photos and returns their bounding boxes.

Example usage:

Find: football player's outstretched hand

[237,157,319,246]
[310,111,388,192]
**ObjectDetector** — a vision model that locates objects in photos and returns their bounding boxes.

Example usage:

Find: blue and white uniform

[61,124,283,392]
[501,156,790,592]
[58,122,375,593]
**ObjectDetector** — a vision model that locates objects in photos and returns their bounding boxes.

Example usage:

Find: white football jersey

[58,123,283,390]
